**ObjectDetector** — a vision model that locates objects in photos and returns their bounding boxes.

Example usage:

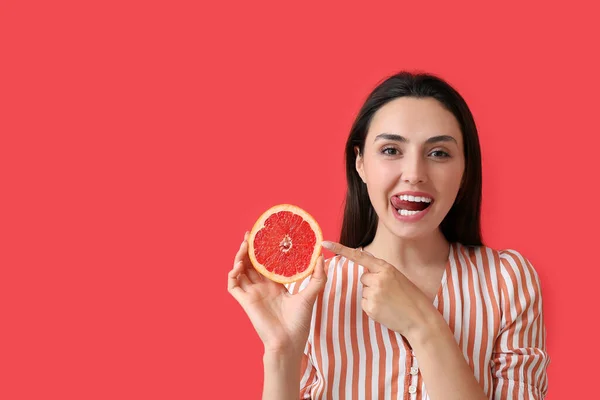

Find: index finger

[321,241,387,273]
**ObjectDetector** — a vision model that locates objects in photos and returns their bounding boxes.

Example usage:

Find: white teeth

[397,195,432,203]
[397,209,420,216]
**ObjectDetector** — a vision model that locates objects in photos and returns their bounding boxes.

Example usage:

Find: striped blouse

[285,242,550,399]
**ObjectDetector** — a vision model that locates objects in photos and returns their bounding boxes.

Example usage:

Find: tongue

[390,197,429,211]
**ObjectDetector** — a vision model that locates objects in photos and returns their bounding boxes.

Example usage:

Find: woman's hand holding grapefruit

[227,232,327,356]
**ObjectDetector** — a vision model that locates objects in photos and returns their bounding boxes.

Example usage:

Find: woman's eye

[382,147,399,156]
[430,150,450,158]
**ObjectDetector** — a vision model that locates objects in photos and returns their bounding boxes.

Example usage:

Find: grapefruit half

[248,204,323,284]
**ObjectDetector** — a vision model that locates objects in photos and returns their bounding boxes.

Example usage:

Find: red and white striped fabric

[286,242,550,399]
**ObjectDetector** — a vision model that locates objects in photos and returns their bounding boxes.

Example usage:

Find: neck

[362,224,450,273]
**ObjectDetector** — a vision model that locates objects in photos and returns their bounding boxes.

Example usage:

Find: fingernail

[321,241,333,250]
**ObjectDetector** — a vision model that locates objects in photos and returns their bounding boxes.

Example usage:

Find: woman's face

[356,97,465,240]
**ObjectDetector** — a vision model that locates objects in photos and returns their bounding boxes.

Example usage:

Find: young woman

[228,71,550,399]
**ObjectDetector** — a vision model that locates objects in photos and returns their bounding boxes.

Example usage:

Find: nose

[401,154,427,185]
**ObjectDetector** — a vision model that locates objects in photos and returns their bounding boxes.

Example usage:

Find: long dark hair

[340,71,483,248]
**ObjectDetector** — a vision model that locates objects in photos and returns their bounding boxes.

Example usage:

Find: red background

[1,1,598,398]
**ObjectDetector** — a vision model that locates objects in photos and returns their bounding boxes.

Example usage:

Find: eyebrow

[374,133,458,145]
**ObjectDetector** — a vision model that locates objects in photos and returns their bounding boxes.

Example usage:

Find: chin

[389,226,433,241]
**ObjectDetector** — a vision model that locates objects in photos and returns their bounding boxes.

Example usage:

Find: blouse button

[410,366,419,375]
[408,385,417,394]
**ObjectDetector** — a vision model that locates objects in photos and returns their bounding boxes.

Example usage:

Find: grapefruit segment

[248,204,323,284]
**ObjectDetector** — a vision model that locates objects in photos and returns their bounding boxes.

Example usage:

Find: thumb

[302,255,327,301]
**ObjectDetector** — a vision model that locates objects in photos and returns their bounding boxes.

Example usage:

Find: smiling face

[355,97,465,240]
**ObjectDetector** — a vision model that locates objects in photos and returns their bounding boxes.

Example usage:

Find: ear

[354,146,366,184]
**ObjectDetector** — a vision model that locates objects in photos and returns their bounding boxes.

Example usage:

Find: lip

[391,202,432,223]
[390,191,434,223]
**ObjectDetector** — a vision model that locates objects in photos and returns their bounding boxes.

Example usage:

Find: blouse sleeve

[298,341,319,399]
[490,250,550,399]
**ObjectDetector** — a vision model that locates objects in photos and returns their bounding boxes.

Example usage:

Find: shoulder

[452,243,540,279]
[452,244,544,302]
[457,244,545,316]
[484,247,544,312]
[496,248,542,289]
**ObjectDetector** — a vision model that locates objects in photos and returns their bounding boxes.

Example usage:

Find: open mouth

[390,194,433,216]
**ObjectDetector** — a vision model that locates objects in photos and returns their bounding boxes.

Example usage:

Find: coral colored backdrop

[1,1,597,398]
